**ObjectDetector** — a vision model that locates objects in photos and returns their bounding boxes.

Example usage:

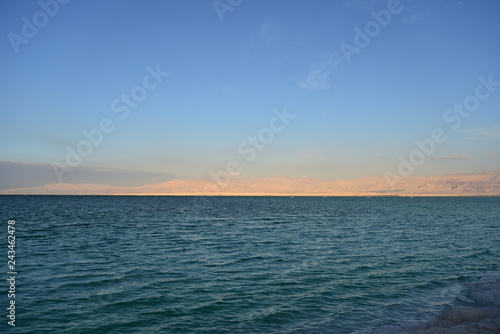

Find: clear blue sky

[1,0,499,190]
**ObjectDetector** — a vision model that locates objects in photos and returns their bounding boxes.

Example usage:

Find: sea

[0,195,499,333]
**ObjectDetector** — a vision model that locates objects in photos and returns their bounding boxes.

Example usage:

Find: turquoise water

[1,196,499,333]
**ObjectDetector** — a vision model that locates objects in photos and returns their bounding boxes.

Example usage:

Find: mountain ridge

[2,170,500,196]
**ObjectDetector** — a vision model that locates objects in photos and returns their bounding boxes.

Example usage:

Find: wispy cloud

[409,14,423,21]
[0,160,176,191]
[260,19,280,44]
[298,57,342,91]
[485,153,500,159]
[463,126,500,140]
[432,155,472,160]
[213,85,241,100]
[239,18,282,64]
[343,0,378,11]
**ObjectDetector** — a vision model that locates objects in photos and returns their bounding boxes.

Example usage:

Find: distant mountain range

[2,170,499,196]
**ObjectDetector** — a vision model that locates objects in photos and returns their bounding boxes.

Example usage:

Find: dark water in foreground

[0,196,499,333]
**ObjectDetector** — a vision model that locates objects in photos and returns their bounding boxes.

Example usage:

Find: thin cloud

[239,18,282,64]
[409,14,423,21]
[432,155,472,160]
[0,160,176,191]
[213,85,241,100]
[463,126,500,140]
[298,57,342,91]
[260,19,280,44]
[343,0,378,10]
[485,153,500,159]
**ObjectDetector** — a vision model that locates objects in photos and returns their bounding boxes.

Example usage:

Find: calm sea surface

[0,196,499,333]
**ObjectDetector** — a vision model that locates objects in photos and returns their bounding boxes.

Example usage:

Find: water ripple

[0,196,499,333]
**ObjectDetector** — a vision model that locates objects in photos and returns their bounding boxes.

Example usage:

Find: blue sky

[1,0,500,190]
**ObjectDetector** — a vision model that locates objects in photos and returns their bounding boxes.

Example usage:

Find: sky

[1,0,500,191]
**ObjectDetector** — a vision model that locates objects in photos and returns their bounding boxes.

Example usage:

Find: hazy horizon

[2,169,500,196]
[1,0,500,193]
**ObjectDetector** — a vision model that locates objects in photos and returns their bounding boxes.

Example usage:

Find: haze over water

[1,195,499,333]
